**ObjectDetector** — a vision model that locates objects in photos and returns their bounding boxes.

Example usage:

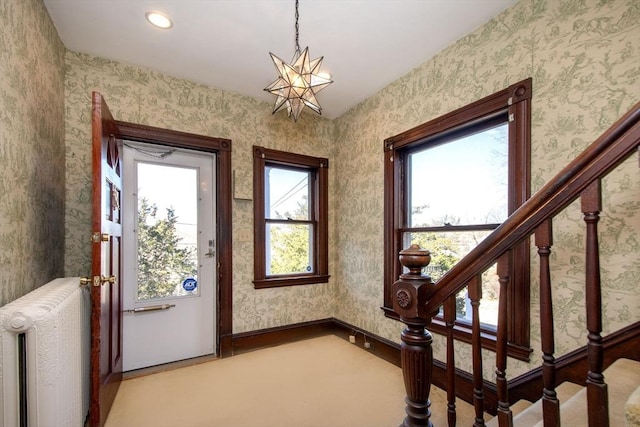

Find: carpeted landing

[105,334,478,427]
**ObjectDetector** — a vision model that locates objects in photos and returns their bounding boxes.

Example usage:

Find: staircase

[486,358,640,426]
[391,101,640,427]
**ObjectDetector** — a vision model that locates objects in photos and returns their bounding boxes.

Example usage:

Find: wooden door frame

[115,121,234,357]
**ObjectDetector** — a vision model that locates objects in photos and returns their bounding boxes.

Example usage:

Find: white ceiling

[43,0,519,120]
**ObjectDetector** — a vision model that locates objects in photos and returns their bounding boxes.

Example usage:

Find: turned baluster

[443,294,457,426]
[535,219,560,426]
[495,253,513,427]
[469,275,486,427]
[392,244,438,427]
[582,180,609,427]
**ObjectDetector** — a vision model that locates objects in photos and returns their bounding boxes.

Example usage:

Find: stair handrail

[423,101,640,314]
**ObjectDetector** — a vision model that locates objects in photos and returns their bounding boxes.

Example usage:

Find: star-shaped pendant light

[264,0,333,122]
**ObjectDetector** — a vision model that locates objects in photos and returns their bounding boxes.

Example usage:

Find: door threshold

[123,353,218,380]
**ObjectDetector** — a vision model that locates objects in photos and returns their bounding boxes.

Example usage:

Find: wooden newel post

[393,244,438,427]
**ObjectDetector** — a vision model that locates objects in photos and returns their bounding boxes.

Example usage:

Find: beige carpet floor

[105,334,478,427]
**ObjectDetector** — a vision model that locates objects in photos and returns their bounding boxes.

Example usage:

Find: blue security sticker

[182,277,197,292]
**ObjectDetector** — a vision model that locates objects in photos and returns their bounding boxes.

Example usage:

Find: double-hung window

[383,78,533,359]
[253,146,329,288]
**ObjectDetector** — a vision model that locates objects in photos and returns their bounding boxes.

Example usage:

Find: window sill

[381,306,532,362]
[254,274,330,289]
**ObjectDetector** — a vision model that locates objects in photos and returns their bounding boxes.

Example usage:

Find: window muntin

[253,146,329,288]
[383,78,533,360]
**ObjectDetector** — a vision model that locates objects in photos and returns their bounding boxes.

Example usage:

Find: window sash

[402,227,500,328]
[405,121,509,228]
[264,165,311,221]
[265,220,315,276]
[382,78,533,361]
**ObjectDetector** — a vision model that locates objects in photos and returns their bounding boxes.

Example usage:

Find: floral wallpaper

[333,0,639,377]
[0,0,65,307]
[63,52,338,333]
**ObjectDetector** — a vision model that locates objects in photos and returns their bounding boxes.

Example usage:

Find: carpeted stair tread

[530,358,640,427]
[626,385,640,427]
[486,381,583,426]
[510,399,534,416]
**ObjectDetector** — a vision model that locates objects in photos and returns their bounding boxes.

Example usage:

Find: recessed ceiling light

[145,11,173,29]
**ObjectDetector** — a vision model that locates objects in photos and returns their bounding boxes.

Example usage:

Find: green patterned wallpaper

[3,0,637,381]
[63,52,338,332]
[333,0,639,376]
[0,0,66,306]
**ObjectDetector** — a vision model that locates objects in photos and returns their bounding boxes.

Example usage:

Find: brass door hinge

[91,232,109,243]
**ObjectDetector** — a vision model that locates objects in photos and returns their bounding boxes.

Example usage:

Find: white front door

[122,142,216,371]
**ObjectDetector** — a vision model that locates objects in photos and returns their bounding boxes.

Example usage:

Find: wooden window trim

[253,146,330,289]
[382,78,533,360]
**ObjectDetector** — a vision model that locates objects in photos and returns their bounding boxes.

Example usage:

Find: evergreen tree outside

[136,197,198,300]
[268,198,311,275]
[269,223,311,274]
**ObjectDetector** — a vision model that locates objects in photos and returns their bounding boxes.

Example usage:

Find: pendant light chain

[294,0,301,55]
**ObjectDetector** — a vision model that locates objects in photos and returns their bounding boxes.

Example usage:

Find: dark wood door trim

[114,121,233,357]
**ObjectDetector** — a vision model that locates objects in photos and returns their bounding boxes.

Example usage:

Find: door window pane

[266,223,313,275]
[136,162,199,301]
[408,124,508,228]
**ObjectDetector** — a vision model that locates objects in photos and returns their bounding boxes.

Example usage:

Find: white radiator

[0,277,90,427]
